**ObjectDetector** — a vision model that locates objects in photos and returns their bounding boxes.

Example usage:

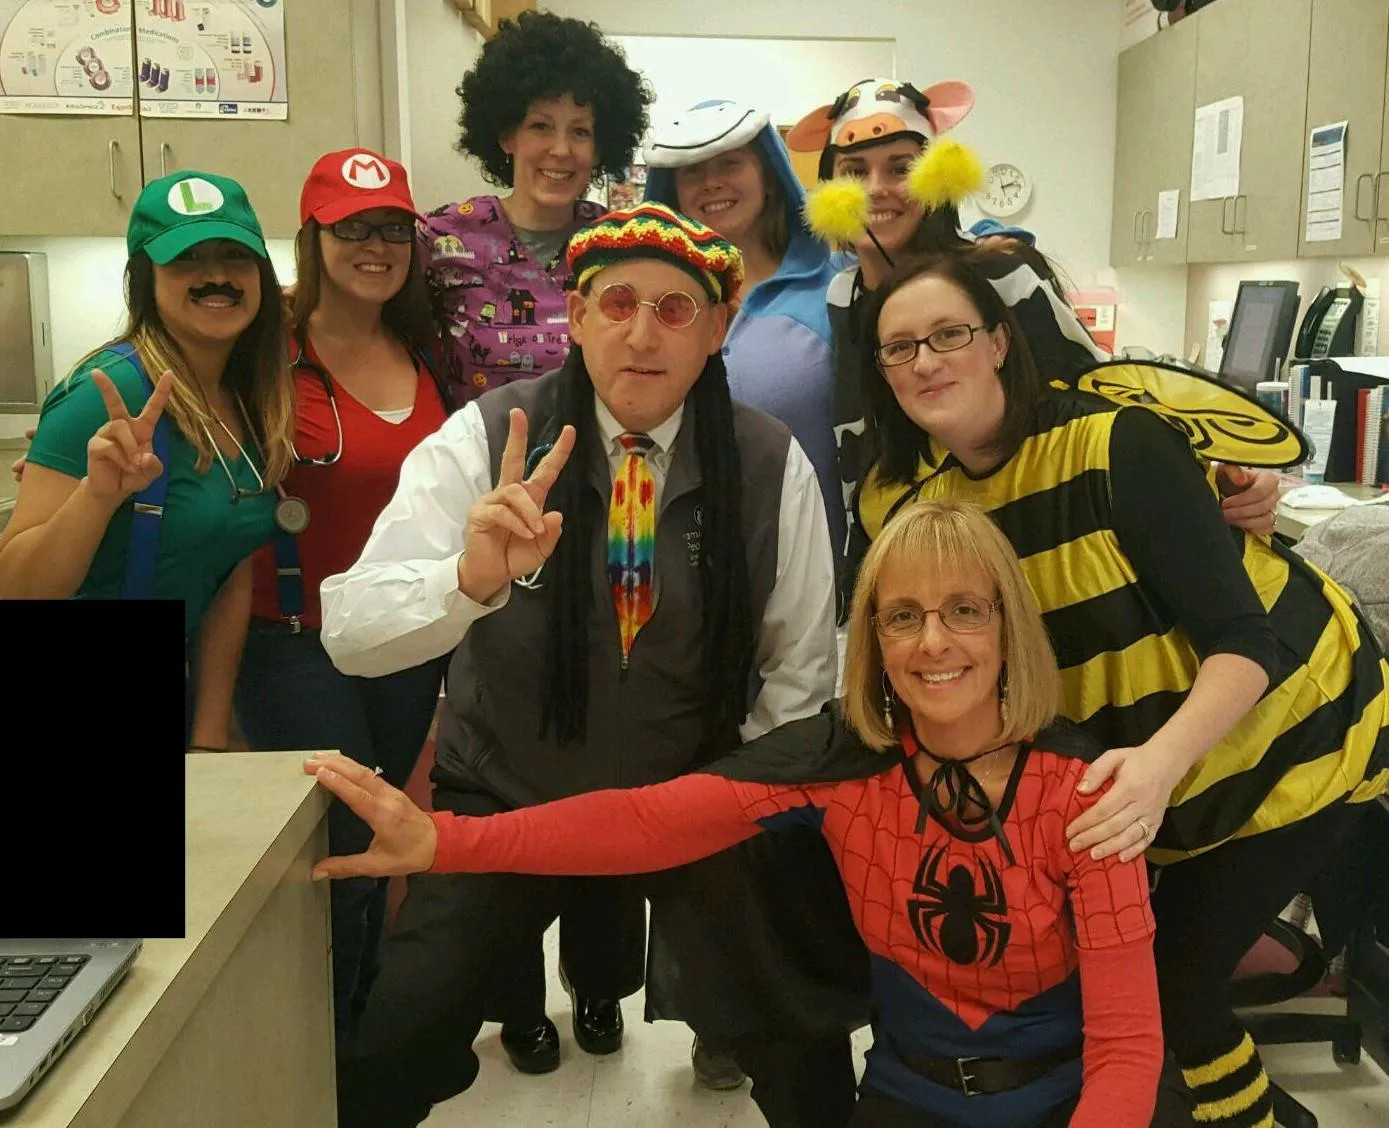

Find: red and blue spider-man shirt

[426,709,1161,1128]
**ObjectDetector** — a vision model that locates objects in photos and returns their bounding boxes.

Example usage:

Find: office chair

[1229,910,1363,1128]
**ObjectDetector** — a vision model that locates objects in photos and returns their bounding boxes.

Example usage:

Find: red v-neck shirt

[249,341,448,629]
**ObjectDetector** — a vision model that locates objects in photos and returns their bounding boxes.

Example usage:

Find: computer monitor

[1217,280,1301,392]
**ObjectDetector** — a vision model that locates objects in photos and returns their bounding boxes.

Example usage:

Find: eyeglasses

[875,323,991,367]
[594,282,705,330]
[872,597,1003,638]
[327,218,415,244]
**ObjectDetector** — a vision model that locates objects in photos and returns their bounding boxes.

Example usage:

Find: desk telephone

[1295,284,1363,360]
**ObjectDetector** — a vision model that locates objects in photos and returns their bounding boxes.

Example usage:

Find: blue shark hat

[641,99,811,238]
[643,101,771,169]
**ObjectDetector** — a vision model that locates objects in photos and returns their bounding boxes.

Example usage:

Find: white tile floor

[424,927,1389,1126]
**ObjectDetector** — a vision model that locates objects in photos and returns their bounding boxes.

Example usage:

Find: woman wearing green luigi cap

[0,170,295,751]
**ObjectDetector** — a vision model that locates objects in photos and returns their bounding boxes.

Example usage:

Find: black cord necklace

[900,729,1019,866]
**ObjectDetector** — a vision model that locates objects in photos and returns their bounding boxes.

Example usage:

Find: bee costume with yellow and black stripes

[859,380,1389,861]
[858,366,1389,1127]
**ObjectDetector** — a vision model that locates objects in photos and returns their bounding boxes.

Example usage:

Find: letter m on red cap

[342,154,390,189]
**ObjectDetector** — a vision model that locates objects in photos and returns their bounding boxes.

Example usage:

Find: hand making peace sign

[457,408,577,604]
[85,368,176,503]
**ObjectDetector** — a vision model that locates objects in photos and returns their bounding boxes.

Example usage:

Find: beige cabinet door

[1111,20,1199,267]
[0,4,142,239]
[1299,0,1389,258]
[136,0,374,239]
[1375,22,1389,251]
[1186,0,1248,263]
[1111,36,1158,267]
[1187,0,1311,264]
[0,115,144,237]
[1232,0,1313,261]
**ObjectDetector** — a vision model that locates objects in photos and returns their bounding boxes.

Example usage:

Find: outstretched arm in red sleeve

[304,750,827,881]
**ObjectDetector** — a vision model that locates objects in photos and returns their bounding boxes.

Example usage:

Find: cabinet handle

[1141,210,1155,259]
[1355,172,1375,222]
[1133,210,1143,247]
[1233,194,1248,237]
[1374,172,1389,244]
[160,142,172,177]
[1219,196,1232,235]
[108,140,121,200]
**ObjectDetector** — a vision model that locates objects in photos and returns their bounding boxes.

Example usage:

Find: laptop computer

[0,938,143,1111]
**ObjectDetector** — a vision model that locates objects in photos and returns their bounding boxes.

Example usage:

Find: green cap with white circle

[126,170,269,264]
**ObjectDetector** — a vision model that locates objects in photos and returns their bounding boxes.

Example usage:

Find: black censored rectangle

[0,599,185,939]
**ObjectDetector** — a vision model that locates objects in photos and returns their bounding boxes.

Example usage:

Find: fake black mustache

[188,282,244,301]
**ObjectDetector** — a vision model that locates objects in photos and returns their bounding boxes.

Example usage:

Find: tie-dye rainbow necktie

[608,432,656,668]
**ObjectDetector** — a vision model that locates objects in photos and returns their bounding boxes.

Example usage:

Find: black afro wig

[456,11,653,188]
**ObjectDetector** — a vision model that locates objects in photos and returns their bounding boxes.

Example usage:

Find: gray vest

[433,368,792,806]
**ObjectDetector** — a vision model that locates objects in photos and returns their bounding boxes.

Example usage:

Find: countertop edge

[23,761,330,1128]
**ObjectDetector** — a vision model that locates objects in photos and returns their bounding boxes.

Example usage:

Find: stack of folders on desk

[1359,385,1386,486]
[1290,360,1389,486]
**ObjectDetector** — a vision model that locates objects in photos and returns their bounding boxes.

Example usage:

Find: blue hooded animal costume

[644,101,848,556]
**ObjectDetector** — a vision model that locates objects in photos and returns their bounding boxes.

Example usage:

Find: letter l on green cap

[127,170,269,265]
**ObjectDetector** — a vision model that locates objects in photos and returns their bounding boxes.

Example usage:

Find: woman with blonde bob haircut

[842,499,1058,754]
[301,498,1166,1128]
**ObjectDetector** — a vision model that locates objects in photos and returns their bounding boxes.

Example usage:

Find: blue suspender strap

[114,343,173,601]
[272,528,306,631]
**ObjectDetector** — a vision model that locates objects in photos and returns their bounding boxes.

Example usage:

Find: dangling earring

[998,663,1011,727]
[881,670,897,730]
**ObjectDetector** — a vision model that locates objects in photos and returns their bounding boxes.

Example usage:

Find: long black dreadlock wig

[539,347,753,753]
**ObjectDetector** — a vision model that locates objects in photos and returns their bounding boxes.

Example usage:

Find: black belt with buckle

[889,1036,1082,1097]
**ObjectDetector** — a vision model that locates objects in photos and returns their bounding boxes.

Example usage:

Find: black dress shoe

[499,1017,560,1074]
[565,982,623,1055]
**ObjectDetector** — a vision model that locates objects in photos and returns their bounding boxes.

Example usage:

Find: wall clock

[981,162,1032,217]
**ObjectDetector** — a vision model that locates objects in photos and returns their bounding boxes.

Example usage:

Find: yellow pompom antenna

[906,137,985,211]
[803,177,870,245]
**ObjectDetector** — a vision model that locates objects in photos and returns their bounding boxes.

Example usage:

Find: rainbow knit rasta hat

[566,202,745,305]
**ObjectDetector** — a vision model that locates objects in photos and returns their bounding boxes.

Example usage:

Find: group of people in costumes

[4,10,1387,1128]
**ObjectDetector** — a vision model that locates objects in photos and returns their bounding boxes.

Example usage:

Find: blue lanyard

[116,343,174,601]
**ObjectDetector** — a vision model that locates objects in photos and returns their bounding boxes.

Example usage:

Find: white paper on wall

[1305,121,1348,243]
[1155,189,1180,239]
[1191,96,1243,202]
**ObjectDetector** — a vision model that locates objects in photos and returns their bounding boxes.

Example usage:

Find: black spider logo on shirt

[907,844,1011,966]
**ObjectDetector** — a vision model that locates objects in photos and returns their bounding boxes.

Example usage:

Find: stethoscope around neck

[274,334,450,537]
[288,342,345,467]
[265,343,347,536]
[194,389,314,537]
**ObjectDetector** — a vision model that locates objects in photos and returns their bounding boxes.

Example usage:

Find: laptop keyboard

[0,955,89,1033]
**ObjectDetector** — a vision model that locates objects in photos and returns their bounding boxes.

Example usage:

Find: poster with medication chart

[0,0,287,118]
[136,0,287,120]
[0,0,135,115]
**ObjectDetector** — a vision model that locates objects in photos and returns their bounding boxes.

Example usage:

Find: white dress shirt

[319,394,838,741]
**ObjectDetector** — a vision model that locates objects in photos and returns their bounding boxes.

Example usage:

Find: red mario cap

[300,149,421,226]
